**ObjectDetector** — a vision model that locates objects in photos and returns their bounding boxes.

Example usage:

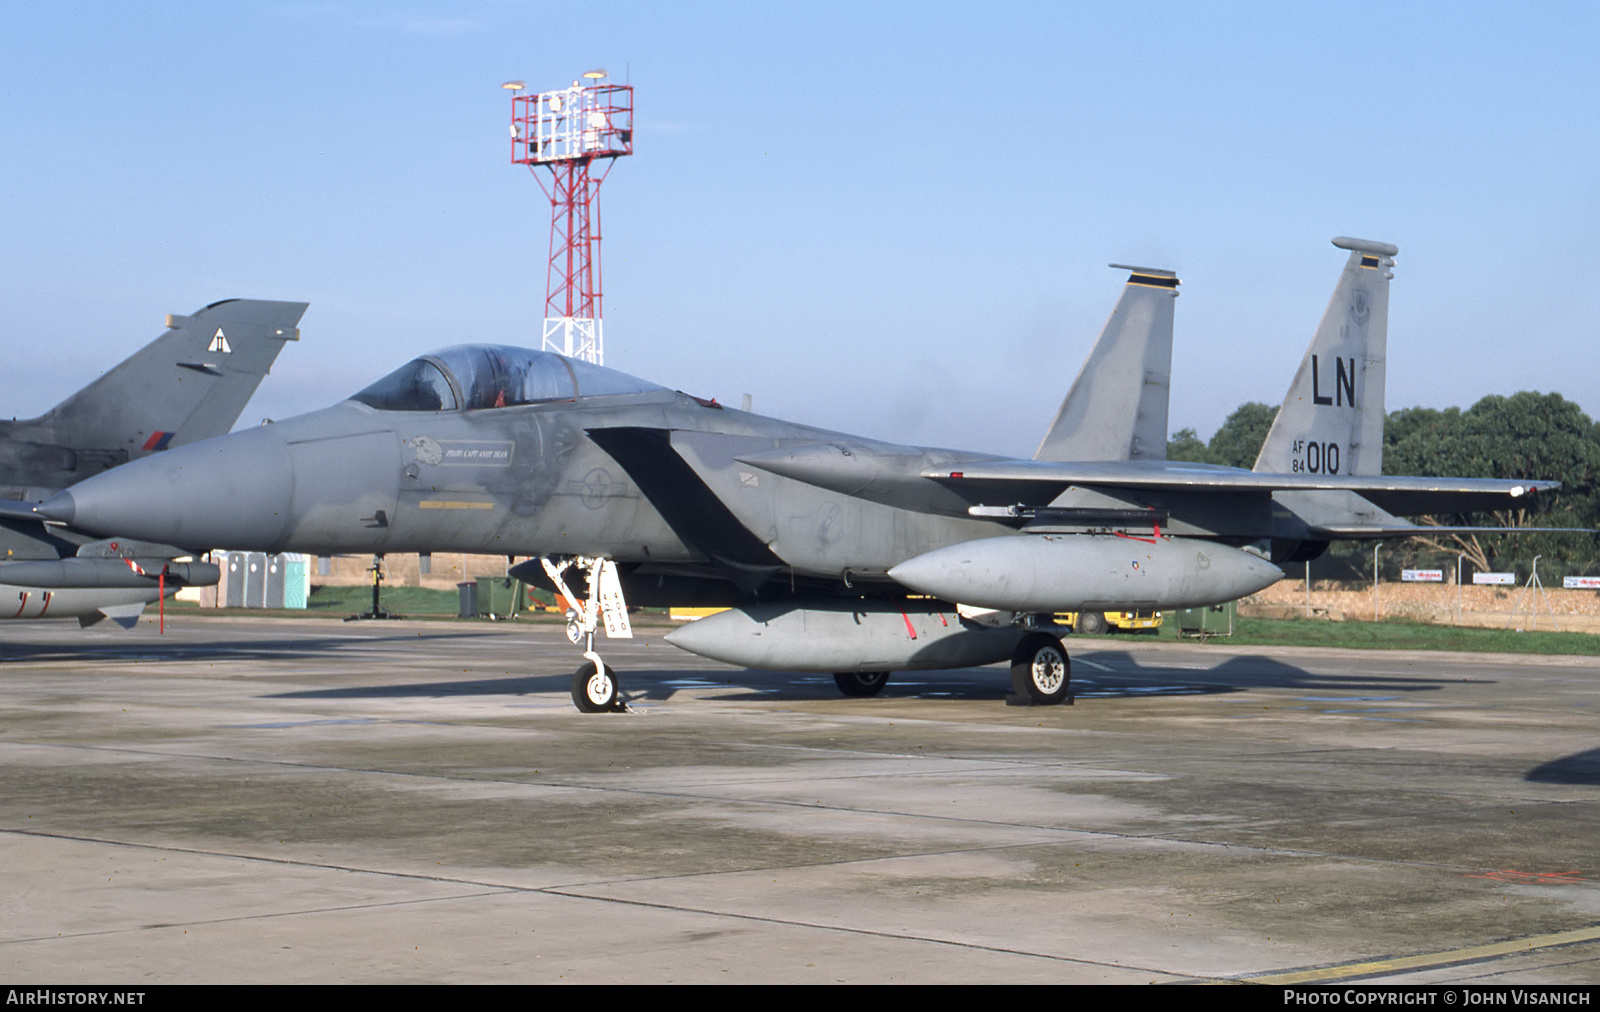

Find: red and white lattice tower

[507,71,633,365]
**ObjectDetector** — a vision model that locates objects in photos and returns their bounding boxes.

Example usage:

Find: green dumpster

[1176,600,1235,638]
[474,576,521,618]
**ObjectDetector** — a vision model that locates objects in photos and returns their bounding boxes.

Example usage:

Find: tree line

[1168,392,1600,581]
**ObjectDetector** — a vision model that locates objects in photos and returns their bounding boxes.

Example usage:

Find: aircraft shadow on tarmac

[268,672,576,699]
[686,651,1463,703]
[255,648,1470,705]
[0,630,485,665]
[1085,650,1467,696]
[0,632,1471,708]
[263,649,1464,705]
[1526,748,1600,786]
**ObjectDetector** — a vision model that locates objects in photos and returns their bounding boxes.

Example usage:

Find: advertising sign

[1401,569,1444,582]
[1473,572,1516,586]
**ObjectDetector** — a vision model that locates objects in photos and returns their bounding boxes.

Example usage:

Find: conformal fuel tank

[886,534,1281,613]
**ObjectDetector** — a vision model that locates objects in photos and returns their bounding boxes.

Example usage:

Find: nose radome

[1241,551,1285,594]
[33,491,76,523]
[46,425,295,550]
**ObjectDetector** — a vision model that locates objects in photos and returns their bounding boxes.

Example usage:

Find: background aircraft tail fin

[28,299,307,457]
[1034,265,1178,462]
[1254,238,1395,476]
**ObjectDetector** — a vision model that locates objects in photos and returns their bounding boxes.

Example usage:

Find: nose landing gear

[542,556,632,713]
[573,655,623,712]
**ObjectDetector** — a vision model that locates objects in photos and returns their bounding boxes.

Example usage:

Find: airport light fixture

[509,71,634,364]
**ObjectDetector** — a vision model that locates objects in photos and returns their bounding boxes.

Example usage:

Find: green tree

[1385,393,1600,577]
[1180,392,1600,580]
[1207,402,1278,469]
[1166,427,1220,464]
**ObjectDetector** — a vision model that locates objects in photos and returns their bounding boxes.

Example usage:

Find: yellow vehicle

[1056,609,1163,635]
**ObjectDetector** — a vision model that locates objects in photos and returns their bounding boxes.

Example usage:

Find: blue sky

[3,2,1598,458]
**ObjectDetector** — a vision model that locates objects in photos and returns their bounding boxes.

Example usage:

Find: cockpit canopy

[351,345,662,412]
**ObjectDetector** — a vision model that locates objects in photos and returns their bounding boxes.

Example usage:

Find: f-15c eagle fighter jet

[23,241,1553,706]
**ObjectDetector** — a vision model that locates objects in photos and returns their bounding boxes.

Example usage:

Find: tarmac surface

[2,613,1598,984]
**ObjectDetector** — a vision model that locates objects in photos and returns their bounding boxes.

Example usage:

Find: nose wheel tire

[572,659,622,713]
[834,671,890,697]
[1010,633,1071,705]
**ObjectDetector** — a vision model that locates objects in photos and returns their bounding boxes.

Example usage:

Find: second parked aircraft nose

[38,425,295,550]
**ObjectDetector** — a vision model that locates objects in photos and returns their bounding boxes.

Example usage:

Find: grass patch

[1149,615,1600,656]
[305,584,464,616]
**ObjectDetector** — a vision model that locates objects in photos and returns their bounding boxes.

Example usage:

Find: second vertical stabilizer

[27,299,307,458]
[1034,265,1178,462]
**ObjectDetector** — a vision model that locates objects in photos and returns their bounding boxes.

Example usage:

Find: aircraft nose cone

[34,490,76,524]
[54,426,294,549]
[1202,548,1284,603]
[1237,550,1285,596]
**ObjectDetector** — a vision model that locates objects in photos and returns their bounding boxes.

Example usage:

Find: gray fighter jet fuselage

[32,345,1294,595]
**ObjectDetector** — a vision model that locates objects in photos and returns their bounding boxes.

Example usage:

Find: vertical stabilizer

[1254,238,1395,476]
[1034,265,1178,462]
[28,299,307,457]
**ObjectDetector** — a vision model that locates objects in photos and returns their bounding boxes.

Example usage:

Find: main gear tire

[572,659,621,713]
[834,671,890,697]
[1010,633,1071,705]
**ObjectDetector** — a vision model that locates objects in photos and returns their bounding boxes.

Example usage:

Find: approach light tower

[506,71,633,365]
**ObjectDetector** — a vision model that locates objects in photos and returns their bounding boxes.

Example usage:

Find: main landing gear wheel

[1010,633,1071,705]
[572,659,623,713]
[834,671,890,697]
[1075,611,1109,635]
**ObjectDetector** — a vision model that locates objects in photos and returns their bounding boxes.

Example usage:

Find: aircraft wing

[918,460,1556,516]
[738,444,1557,518]
[1305,523,1591,539]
